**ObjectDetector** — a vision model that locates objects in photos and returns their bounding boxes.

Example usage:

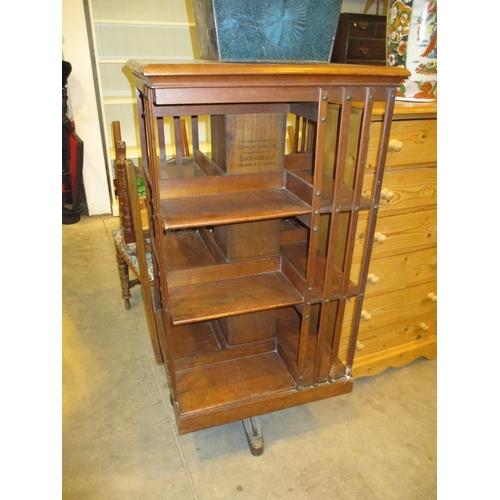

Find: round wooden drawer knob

[361,310,371,321]
[419,323,430,332]
[380,189,394,201]
[427,293,437,302]
[374,232,386,243]
[367,273,379,284]
[389,139,403,152]
[356,341,364,351]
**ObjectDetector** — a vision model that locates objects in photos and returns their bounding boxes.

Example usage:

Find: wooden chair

[112,138,163,365]
[111,119,192,365]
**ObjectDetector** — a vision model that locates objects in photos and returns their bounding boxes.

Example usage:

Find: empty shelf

[161,188,311,230]
[176,351,296,415]
[168,271,303,325]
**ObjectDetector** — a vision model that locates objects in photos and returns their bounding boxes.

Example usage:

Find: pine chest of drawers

[331,13,387,65]
[340,101,437,377]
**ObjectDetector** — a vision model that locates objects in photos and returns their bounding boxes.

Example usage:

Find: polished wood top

[126,59,410,89]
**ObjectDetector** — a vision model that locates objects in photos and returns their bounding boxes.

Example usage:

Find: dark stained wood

[164,229,217,270]
[174,335,276,372]
[175,352,296,414]
[168,271,304,325]
[218,311,277,346]
[176,363,353,434]
[159,187,311,230]
[167,255,282,288]
[126,59,408,439]
[119,156,163,365]
[158,169,285,198]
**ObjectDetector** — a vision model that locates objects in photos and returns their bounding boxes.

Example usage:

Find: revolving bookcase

[126,60,408,454]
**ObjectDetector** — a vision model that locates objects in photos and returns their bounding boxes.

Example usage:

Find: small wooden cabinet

[126,60,408,441]
[340,102,437,377]
[331,13,387,66]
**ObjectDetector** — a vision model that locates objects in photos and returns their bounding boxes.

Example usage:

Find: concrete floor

[62,214,437,499]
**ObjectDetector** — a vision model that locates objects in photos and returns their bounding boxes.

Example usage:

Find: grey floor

[62,214,437,499]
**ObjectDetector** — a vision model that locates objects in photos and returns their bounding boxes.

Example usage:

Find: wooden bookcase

[126,60,408,445]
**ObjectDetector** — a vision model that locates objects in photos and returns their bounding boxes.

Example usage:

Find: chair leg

[115,248,131,310]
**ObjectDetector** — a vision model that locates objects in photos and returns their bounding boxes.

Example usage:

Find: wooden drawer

[366,119,437,170]
[351,246,437,297]
[342,281,437,338]
[362,167,437,217]
[346,38,386,63]
[340,314,437,362]
[353,209,436,262]
[347,18,379,38]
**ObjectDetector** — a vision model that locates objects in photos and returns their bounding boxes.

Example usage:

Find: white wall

[60,0,372,216]
[62,0,111,215]
[342,0,383,14]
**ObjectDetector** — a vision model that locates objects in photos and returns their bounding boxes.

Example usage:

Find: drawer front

[347,38,386,62]
[362,167,437,217]
[366,119,437,169]
[340,312,437,361]
[348,19,383,38]
[342,281,437,338]
[351,246,437,297]
[353,208,436,262]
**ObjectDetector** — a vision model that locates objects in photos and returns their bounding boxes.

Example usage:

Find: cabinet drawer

[343,281,437,337]
[362,167,437,217]
[348,19,378,38]
[366,119,437,169]
[340,313,437,361]
[351,246,437,297]
[348,18,386,39]
[353,209,436,262]
[346,38,386,62]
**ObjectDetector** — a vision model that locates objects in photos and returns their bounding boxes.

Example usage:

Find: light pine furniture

[126,60,408,454]
[340,101,437,377]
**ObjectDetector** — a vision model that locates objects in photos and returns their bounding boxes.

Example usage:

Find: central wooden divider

[210,112,289,345]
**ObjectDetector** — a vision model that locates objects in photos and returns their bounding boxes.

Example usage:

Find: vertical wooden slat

[180,118,190,157]
[114,139,136,245]
[142,86,177,398]
[296,88,329,386]
[173,116,183,163]
[157,117,167,164]
[287,125,296,154]
[112,121,122,159]
[136,89,149,169]
[124,158,163,365]
[325,88,376,381]
[300,116,307,153]
[294,115,300,152]
[345,87,397,372]
[191,115,199,152]
[311,90,354,383]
